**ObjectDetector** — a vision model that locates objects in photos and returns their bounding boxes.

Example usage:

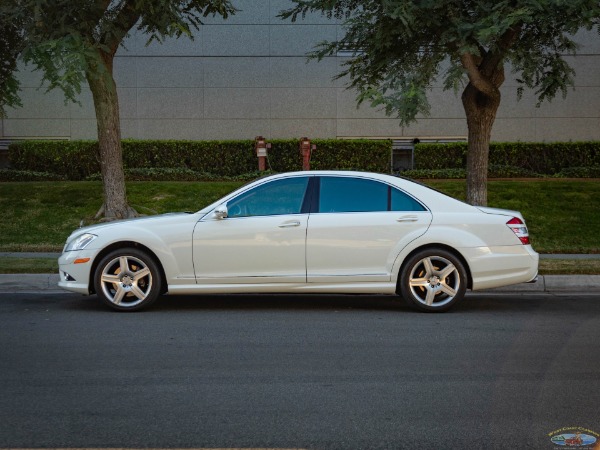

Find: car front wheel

[399,248,467,312]
[94,248,162,311]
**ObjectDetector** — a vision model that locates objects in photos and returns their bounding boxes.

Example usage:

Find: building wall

[1,0,599,143]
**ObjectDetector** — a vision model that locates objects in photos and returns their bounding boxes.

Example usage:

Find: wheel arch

[89,241,168,295]
[395,243,473,294]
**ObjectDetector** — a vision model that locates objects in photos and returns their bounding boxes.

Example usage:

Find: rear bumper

[462,245,539,291]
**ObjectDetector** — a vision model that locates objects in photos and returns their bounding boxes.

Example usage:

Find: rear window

[318,177,425,213]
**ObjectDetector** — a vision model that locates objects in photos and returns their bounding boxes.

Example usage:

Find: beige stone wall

[1,1,598,143]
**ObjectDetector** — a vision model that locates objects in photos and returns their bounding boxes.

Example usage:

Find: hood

[69,212,200,237]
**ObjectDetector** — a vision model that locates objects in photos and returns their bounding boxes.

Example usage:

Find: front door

[193,176,310,284]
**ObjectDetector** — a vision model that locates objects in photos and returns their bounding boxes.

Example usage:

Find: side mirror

[214,204,228,220]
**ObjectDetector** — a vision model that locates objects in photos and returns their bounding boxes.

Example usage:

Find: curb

[0,274,598,294]
[0,274,62,292]
[485,275,598,293]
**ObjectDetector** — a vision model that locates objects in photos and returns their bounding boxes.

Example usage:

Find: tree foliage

[3,0,236,106]
[282,0,600,205]
[283,0,598,122]
[0,0,236,219]
[0,8,25,118]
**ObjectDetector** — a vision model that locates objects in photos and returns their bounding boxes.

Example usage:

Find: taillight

[507,217,530,245]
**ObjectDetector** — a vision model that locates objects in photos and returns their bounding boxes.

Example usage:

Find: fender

[89,214,200,283]
[390,226,487,284]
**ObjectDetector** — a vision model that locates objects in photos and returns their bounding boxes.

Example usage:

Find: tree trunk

[461,83,501,206]
[458,28,520,206]
[86,51,136,220]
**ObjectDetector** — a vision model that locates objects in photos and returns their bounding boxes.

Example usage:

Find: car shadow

[154,293,412,313]
[62,291,593,314]
[64,293,419,313]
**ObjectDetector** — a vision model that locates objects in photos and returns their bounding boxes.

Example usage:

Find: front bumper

[57,249,96,295]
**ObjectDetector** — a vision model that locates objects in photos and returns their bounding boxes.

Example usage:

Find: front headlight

[64,233,97,252]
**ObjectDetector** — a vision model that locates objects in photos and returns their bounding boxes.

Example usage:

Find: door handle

[279,220,301,228]
[397,215,418,223]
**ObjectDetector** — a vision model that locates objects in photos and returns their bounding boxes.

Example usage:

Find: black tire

[399,248,468,312]
[93,247,162,311]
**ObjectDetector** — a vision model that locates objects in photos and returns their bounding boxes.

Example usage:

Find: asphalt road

[1,291,599,449]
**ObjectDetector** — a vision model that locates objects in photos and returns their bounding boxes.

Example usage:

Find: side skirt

[166,282,397,295]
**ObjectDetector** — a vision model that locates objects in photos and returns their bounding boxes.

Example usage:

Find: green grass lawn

[429,179,600,253]
[0,257,59,274]
[0,179,599,253]
[0,181,243,251]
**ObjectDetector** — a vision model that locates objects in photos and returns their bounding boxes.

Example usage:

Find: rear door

[306,175,432,283]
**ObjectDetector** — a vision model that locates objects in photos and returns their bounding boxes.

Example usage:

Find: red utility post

[255,136,269,171]
[300,137,315,171]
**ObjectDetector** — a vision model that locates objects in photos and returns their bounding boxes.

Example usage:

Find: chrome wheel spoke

[410,277,429,288]
[112,286,127,305]
[440,264,457,280]
[440,283,457,297]
[422,257,435,278]
[101,273,120,284]
[120,256,131,274]
[425,288,436,306]
[130,284,147,300]
[133,267,150,281]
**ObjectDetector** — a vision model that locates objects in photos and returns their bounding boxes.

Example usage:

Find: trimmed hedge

[8,139,391,180]
[0,169,67,182]
[84,168,278,182]
[414,141,600,175]
[8,140,100,181]
[553,165,600,178]
[6,139,600,181]
[121,140,257,176]
[402,165,544,180]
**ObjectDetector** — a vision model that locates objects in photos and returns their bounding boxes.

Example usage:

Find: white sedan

[58,171,538,312]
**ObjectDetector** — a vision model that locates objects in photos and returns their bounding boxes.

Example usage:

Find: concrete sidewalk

[0,273,598,294]
[0,274,62,292]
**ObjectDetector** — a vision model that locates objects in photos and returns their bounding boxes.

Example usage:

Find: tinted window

[391,188,426,211]
[227,177,309,217]
[318,176,426,213]
[319,177,388,213]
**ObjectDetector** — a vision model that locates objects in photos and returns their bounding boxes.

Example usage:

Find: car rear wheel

[94,248,162,311]
[399,248,467,312]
